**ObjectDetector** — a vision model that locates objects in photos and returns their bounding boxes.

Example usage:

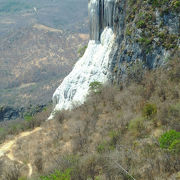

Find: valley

[0,0,89,117]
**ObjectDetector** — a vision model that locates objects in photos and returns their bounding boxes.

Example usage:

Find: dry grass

[1,52,179,179]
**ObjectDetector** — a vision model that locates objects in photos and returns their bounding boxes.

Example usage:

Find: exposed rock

[0,106,22,121]
[51,0,179,115]
[110,0,180,82]
[88,0,114,40]
[50,28,114,117]
[0,105,46,122]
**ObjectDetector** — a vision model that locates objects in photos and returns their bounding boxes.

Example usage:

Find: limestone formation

[88,0,114,40]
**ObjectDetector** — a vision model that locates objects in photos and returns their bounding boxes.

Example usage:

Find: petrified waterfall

[49,0,115,118]
[89,0,114,40]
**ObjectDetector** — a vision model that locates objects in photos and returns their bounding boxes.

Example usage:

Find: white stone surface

[88,0,115,40]
[49,27,114,119]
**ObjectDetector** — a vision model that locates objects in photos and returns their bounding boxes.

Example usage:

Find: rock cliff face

[89,0,114,40]
[51,0,179,115]
[0,106,22,121]
[50,0,116,116]
[110,0,179,83]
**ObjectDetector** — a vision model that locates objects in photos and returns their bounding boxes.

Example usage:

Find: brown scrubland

[0,52,179,180]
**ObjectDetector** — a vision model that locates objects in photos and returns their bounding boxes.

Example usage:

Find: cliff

[0,1,179,179]
[110,0,179,82]
[51,0,179,115]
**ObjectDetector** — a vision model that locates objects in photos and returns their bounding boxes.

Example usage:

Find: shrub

[3,165,20,180]
[159,130,180,151]
[136,20,146,28]
[126,61,144,84]
[109,130,120,148]
[24,114,33,122]
[78,45,87,57]
[18,177,27,180]
[148,0,169,7]
[97,142,106,153]
[142,103,157,118]
[89,81,103,93]
[171,0,180,10]
[128,117,145,136]
[169,139,180,153]
[55,111,65,124]
[40,169,71,180]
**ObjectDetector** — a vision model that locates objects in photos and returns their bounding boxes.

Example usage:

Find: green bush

[89,81,102,93]
[169,139,180,153]
[18,177,27,180]
[171,0,180,10]
[148,0,169,7]
[40,169,71,180]
[24,114,33,122]
[97,142,106,153]
[78,45,87,57]
[159,130,180,151]
[142,103,157,118]
[136,20,146,28]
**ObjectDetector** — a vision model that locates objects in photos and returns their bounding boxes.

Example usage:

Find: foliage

[0,105,51,143]
[142,103,157,118]
[126,61,144,84]
[137,37,152,46]
[147,0,169,7]
[89,81,103,93]
[2,53,180,180]
[78,45,87,57]
[18,177,27,180]
[40,169,71,180]
[159,130,180,151]
[109,130,120,148]
[136,20,146,29]
[24,114,33,122]
[97,142,107,153]
[169,139,180,153]
[128,117,145,136]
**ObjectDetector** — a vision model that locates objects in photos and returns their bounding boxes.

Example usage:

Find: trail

[0,127,42,177]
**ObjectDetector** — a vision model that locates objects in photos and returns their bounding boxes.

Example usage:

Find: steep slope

[51,0,116,115]
[0,0,88,120]
[0,56,179,179]
[51,0,179,114]
[51,28,114,114]
[110,0,180,82]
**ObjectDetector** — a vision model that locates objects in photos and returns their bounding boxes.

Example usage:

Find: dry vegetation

[0,52,179,180]
[0,26,88,107]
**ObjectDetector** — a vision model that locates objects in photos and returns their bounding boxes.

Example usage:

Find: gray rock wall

[109,0,180,83]
[88,0,115,40]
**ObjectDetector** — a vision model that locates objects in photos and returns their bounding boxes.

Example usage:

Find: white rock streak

[49,28,114,118]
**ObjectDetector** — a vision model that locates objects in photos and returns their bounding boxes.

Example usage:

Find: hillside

[0,0,88,112]
[0,0,88,34]
[0,26,88,107]
[0,54,179,179]
[0,0,179,179]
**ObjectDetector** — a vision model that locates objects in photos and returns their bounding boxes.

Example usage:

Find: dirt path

[0,127,42,177]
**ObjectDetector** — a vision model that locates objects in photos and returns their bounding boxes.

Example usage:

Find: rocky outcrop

[0,105,46,121]
[110,0,179,83]
[51,0,179,115]
[50,28,114,117]
[50,0,116,116]
[0,106,22,121]
[88,0,115,40]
